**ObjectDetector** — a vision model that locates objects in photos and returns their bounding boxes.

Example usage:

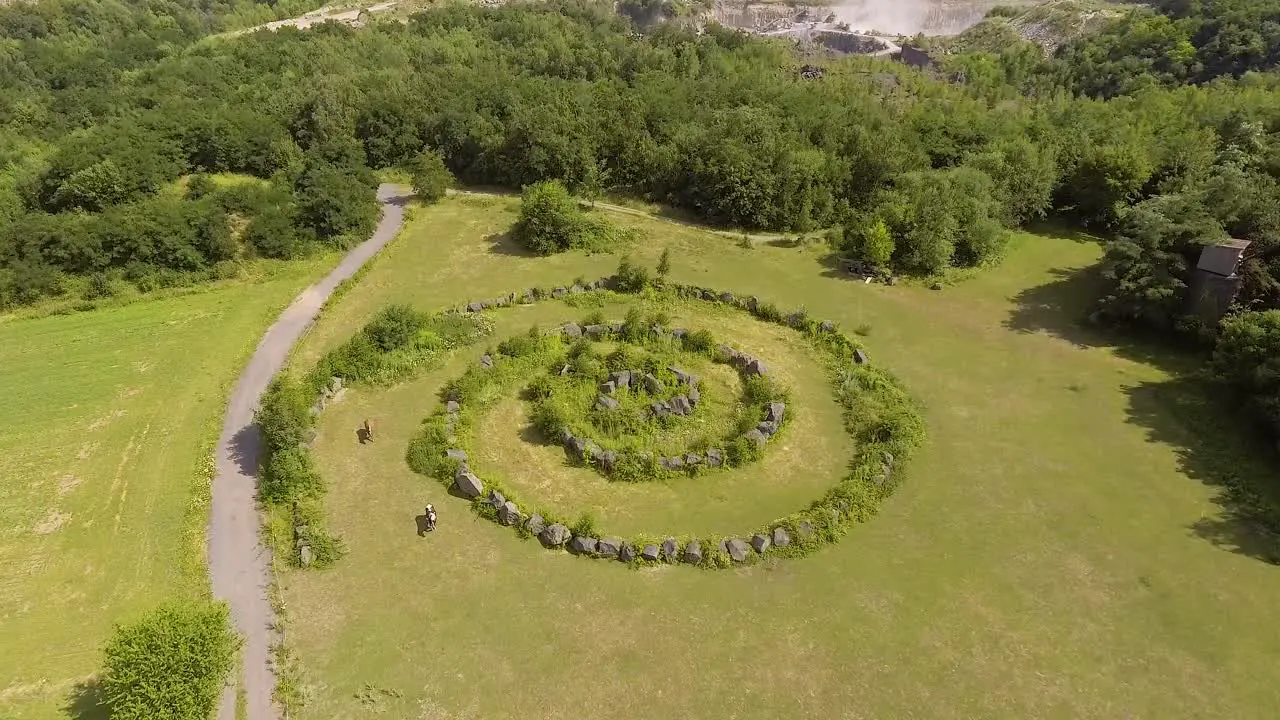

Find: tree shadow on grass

[1125,377,1280,565]
[64,677,108,720]
[1003,264,1190,370]
[1011,264,1280,564]
[485,232,537,258]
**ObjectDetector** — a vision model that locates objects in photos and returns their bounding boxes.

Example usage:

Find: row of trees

[3,0,1280,316]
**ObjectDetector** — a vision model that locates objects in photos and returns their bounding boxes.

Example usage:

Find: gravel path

[208,185,409,720]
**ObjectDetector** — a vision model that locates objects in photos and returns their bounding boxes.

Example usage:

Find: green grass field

[0,258,333,720]
[277,195,1280,719]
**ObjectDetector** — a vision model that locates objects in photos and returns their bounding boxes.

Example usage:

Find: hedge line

[256,305,489,568]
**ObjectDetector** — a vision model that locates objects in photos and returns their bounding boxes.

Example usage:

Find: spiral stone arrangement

[399,274,926,569]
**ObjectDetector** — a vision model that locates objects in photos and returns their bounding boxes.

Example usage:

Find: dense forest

[1,0,1279,443]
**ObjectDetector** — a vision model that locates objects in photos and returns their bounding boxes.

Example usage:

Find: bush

[243,205,307,259]
[614,256,650,293]
[570,511,600,539]
[512,180,619,255]
[682,329,715,355]
[406,148,453,203]
[363,304,427,351]
[261,445,323,504]
[101,601,237,720]
[185,174,217,201]
[1210,310,1280,442]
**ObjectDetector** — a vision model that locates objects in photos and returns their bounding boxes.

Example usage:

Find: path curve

[208,184,410,720]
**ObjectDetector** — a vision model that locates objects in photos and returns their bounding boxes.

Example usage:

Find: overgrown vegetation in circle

[100,600,238,720]
[511,180,634,255]
[256,305,490,568]
[405,275,925,568]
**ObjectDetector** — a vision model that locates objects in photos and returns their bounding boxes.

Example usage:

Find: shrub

[243,205,307,259]
[185,174,217,201]
[726,435,762,467]
[260,445,323,504]
[1210,310,1280,442]
[510,180,622,255]
[682,329,715,355]
[656,247,671,278]
[101,601,237,720]
[620,305,648,342]
[530,398,572,439]
[405,148,453,203]
[614,256,650,293]
[570,511,600,539]
[363,304,427,351]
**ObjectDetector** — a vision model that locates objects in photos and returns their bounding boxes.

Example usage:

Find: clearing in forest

[277,194,1280,719]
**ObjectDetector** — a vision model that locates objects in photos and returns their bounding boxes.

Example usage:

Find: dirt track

[207,184,409,720]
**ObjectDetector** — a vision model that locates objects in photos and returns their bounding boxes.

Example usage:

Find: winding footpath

[208,184,409,720]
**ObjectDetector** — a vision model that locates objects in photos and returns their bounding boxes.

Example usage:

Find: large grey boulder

[299,545,313,568]
[641,544,660,562]
[479,354,494,368]
[599,380,617,395]
[684,453,703,466]
[539,523,570,547]
[853,349,869,365]
[619,544,637,562]
[820,320,835,333]
[661,537,680,561]
[552,287,568,298]
[487,490,506,510]
[705,449,724,467]
[682,540,703,565]
[445,400,460,413]
[719,291,735,304]
[446,448,468,463]
[766,402,786,423]
[454,469,484,499]
[562,322,583,338]
[608,370,632,389]
[742,428,767,447]
[569,536,598,555]
[796,520,814,539]
[771,527,791,547]
[597,449,618,472]
[642,373,663,394]
[723,538,751,562]
[497,501,521,526]
[595,395,620,411]
[688,385,701,406]
[650,401,671,419]
[525,514,546,536]
[585,324,608,340]
[466,301,485,313]
[750,534,771,554]
[744,358,767,377]
[757,420,779,437]
[669,395,692,416]
[667,366,691,384]
[597,537,623,559]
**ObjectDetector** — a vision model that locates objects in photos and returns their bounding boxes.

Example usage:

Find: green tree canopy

[101,601,237,720]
